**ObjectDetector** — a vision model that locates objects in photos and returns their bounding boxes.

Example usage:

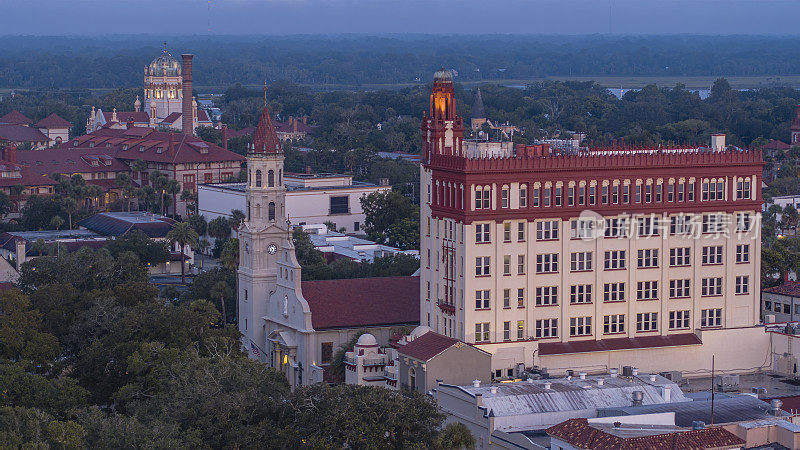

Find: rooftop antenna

[207,0,212,34]
[163,41,168,54]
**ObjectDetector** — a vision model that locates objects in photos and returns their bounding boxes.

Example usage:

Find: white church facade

[237,102,419,387]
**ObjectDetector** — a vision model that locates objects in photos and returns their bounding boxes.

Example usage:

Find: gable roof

[18,147,130,175]
[102,111,150,124]
[35,113,71,129]
[763,281,800,297]
[300,276,419,330]
[61,128,245,165]
[251,107,281,154]
[0,110,32,125]
[0,124,49,143]
[546,418,745,450]
[398,331,487,361]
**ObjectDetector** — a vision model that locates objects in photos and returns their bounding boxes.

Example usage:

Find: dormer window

[139,146,146,152]
[122,144,128,150]
[105,143,111,147]
[72,140,79,147]
[89,142,95,148]
[156,147,164,154]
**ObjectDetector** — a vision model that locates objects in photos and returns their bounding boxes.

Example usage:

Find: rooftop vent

[597,378,604,386]
[490,387,498,394]
[632,368,639,376]
[609,368,619,378]
[649,374,657,382]
[543,382,551,390]
[692,421,706,430]
[473,379,481,388]
[771,399,784,416]
[631,390,644,407]
[622,366,633,377]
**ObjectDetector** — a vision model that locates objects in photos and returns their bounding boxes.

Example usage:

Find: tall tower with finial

[238,82,290,358]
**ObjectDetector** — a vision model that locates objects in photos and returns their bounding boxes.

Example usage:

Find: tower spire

[163,41,168,54]
[264,80,268,108]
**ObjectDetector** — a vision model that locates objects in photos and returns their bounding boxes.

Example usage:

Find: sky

[2,0,799,35]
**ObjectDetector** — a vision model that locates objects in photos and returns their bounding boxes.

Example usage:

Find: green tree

[0,190,13,220]
[229,209,245,238]
[188,212,208,236]
[166,222,199,284]
[196,238,211,271]
[210,281,232,324]
[208,216,232,241]
[0,289,60,364]
[105,229,170,267]
[435,422,476,450]
[220,238,240,321]
[361,191,419,250]
[49,215,65,230]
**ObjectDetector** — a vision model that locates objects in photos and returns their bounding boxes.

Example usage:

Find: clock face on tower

[267,243,278,255]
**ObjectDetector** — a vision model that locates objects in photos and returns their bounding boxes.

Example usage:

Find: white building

[199,172,390,233]
[300,223,415,262]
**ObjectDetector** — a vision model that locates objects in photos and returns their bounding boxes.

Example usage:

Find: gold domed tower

[143,43,183,121]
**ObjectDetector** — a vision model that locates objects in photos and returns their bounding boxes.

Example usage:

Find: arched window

[268,170,275,187]
[409,368,416,390]
[268,202,276,221]
[255,170,262,187]
[256,203,261,218]
[247,201,251,220]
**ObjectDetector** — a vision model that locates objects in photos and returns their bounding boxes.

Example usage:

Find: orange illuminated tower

[421,68,464,160]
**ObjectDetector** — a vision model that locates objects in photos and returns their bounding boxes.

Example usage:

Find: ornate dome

[149,50,180,77]
[433,67,453,82]
[355,333,377,347]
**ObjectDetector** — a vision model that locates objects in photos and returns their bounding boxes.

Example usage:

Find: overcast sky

[2,0,799,35]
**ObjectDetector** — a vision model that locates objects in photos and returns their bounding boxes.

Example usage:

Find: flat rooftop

[682,372,800,398]
[201,180,380,193]
[96,211,172,224]
[6,229,103,241]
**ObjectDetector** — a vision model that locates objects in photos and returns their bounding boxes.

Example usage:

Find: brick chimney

[6,143,17,164]
[126,118,134,129]
[292,117,298,133]
[222,124,228,150]
[181,54,194,135]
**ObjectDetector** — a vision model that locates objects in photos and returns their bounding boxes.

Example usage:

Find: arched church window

[268,170,275,187]
[268,202,276,221]
[256,203,261,218]
[255,170,262,187]
[278,169,282,186]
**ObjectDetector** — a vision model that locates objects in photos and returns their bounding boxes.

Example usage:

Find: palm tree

[220,238,240,321]
[210,281,232,324]
[49,215,64,230]
[61,197,77,230]
[166,222,199,284]
[229,209,245,238]
[181,189,197,215]
[32,238,47,257]
[166,179,181,217]
[152,171,168,216]
[207,216,232,242]
[116,172,134,211]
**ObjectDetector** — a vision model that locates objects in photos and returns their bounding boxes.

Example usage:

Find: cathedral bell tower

[238,92,289,358]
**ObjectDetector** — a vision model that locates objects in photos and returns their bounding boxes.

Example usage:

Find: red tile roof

[102,111,150,124]
[0,165,55,188]
[398,331,488,361]
[763,140,791,151]
[301,276,419,330]
[227,127,255,139]
[0,124,49,143]
[161,112,182,124]
[275,119,313,134]
[0,110,31,125]
[538,333,702,356]
[546,418,745,450]
[35,113,71,129]
[763,281,800,297]
[61,128,245,165]
[251,107,281,154]
[18,147,130,175]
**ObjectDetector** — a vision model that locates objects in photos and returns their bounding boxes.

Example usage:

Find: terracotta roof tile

[0,124,49,143]
[161,112,182,124]
[251,107,281,154]
[102,111,150,124]
[538,333,702,356]
[35,113,71,129]
[0,110,31,125]
[18,147,129,175]
[397,331,488,361]
[301,276,419,330]
[546,418,746,450]
[763,281,800,297]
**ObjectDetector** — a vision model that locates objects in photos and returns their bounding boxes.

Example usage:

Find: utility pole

[711,355,715,426]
